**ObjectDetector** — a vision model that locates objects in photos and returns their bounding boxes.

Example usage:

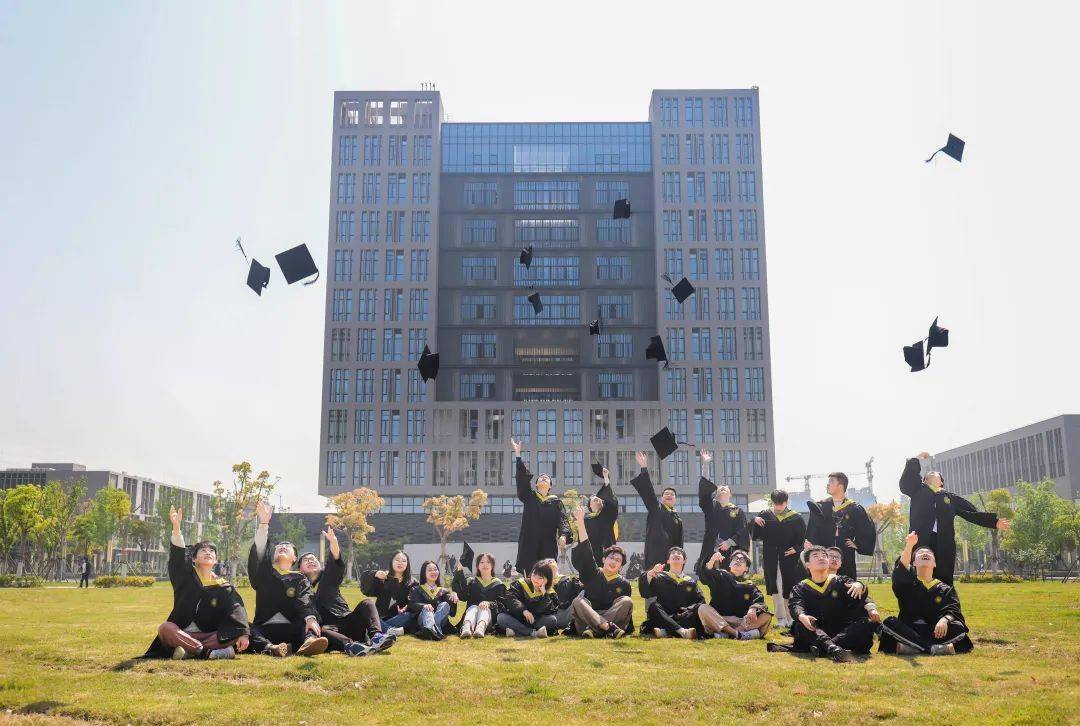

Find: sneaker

[738,629,760,641]
[609,625,626,639]
[474,626,487,639]
[267,642,291,657]
[416,627,442,641]
[208,646,236,660]
[679,628,697,640]
[297,636,328,656]
[344,641,373,657]
[531,626,548,638]
[930,643,956,656]
[828,646,856,663]
[581,628,595,639]
[503,629,516,637]
[370,631,397,653]
[387,627,405,638]
[459,624,473,639]
[653,628,668,638]
[171,646,189,660]
[896,643,921,656]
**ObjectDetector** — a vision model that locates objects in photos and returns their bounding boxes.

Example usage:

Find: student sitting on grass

[360,550,417,636]
[453,552,505,639]
[697,549,772,640]
[639,546,704,639]
[247,500,327,657]
[298,526,396,656]
[538,557,583,634]
[878,531,974,656]
[408,560,458,640]
[497,562,561,638]
[144,506,249,660]
[569,506,634,638]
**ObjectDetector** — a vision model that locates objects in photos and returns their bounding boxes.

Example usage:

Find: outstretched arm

[900,454,927,498]
[630,451,659,514]
[511,438,532,504]
[953,494,1006,530]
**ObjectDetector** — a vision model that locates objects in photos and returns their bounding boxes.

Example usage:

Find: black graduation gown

[311,554,351,625]
[584,483,619,565]
[451,569,507,613]
[881,560,972,653]
[502,578,560,619]
[359,570,416,620]
[699,562,766,618]
[246,541,319,626]
[142,542,249,658]
[805,498,876,579]
[788,573,874,654]
[570,540,633,612]
[406,582,455,615]
[696,476,750,572]
[900,458,1000,585]
[751,508,806,597]
[638,569,704,634]
[514,456,572,573]
[629,467,683,568]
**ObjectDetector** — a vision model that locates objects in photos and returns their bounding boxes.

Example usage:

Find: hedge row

[956,572,1025,583]
[93,575,156,588]
[0,575,45,588]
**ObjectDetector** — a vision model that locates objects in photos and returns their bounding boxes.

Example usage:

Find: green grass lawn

[0,582,1076,725]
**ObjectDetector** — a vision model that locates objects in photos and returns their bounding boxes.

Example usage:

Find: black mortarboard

[587,319,602,336]
[527,291,543,315]
[927,316,950,352]
[649,426,680,461]
[645,335,668,367]
[519,245,534,269]
[591,462,604,478]
[670,277,695,304]
[246,259,271,296]
[417,345,440,381]
[613,198,632,219]
[275,243,320,285]
[925,133,965,163]
[461,542,475,571]
[903,340,927,373]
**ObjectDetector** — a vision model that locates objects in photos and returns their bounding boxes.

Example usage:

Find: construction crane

[784,457,875,496]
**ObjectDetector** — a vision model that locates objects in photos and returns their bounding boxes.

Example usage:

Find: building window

[459,451,479,488]
[693,367,713,401]
[360,211,380,243]
[336,211,355,244]
[747,409,768,443]
[714,210,734,242]
[338,135,358,165]
[745,368,765,401]
[743,327,764,361]
[462,256,497,282]
[389,100,407,127]
[662,172,681,204]
[718,327,737,361]
[353,409,375,444]
[385,211,406,244]
[591,409,609,441]
[411,173,431,203]
[513,180,580,210]
[329,369,351,403]
[740,248,760,280]
[737,171,757,203]
[660,134,680,164]
[330,328,351,362]
[387,173,407,204]
[336,173,355,204]
[537,409,557,444]
[406,451,425,486]
[597,333,633,359]
[380,409,401,444]
[709,97,728,127]
[594,180,629,206]
[460,372,495,400]
[364,100,384,126]
[485,410,504,442]
[687,210,707,242]
[461,332,497,360]
[379,451,400,488]
[461,294,496,321]
[691,328,711,360]
[409,249,429,282]
[361,173,380,203]
[382,288,404,321]
[712,172,731,203]
[718,287,736,321]
[614,409,634,440]
[563,410,583,444]
[596,256,631,283]
[413,135,432,165]
[363,135,382,164]
[747,450,768,486]
[484,451,505,487]
[512,409,531,444]
[735,97,754,127]
[513,294,580,326]
[407,368,426,402]
[719,368,739,401]
[694,409,714,444]
[356,289,376,321]
[407,210,427,247]
[663,211,682,242]
[688,249,709,280]
[735,133,755,165]
[340,101,361,127]
[666,328,686,361]
[666,369,687,402]
[327,451,347,487]
[596,219,630,244]
[388,134,407,165]
[463,219,497,244]
[514,219,580,247]
[413,100,433,129]
[355,368,375,403]
[332,289,352,322]
[563,451,584,488]
[660,96,679,126]
[407,328,427,360]
[357,328,377,361]
[741,287,761,321]
[596,293,632,320]
[514,256,580,287]
[382,328,403,361]
[663,248,684,278]
[381,368,402,403]
[686,172,706,203]
[711,134,729,165]
[718,409,740,443]
[685,97,703,127]
[333,250,353,282]
[598,372,633,400]
[464,181,498,207]
[738,209,758,241]
[721,450,742,486]
[685,134,705,164]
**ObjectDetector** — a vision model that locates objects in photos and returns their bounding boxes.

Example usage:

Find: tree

[277,511,309,554]
[0,485,44,575]
[1053,501,1080,563]
[422,489,488,572]
[353,537,411,571]
[979,489,1014,574]
[327,487,385,578]
[32,479,86,578]
[209,462,275,576]
[866,501,904,578]
[954,514,991,573]
[86,488,131,568]
[1006,480,1070,559]
[128,517,158,563]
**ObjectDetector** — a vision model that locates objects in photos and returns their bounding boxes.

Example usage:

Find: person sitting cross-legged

[639,547,703,639]
[569,506,634,638]
[536,557,583,634]
[359,550,417,637]
[697,549,772,640]
[497,563,561,638]
[408,561,458,641]
[878,531,974,656]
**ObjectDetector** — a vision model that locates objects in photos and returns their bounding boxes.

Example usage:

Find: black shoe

[808,645,820,659]
[417,626,443,641]
[828,646,856,663]
[765,642,792,653]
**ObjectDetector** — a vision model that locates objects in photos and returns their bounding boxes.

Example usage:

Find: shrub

[93,575,155,588]
[956,572,1025,583]
[232,576,250,588]
[0,575,45,588]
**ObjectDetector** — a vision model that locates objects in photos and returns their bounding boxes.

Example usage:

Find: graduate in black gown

[695,450,750,573]
[584,466,619,565]
[298,527,396,656]
[879,531,974,655]
[248,501,328,657]
[144,506,249,660]
[768,545,880,662]
[750,490,806,627]
[408,561,459,640]
[452,549,506,639]
[511,437,572,574]
[698,549,772,640]
[536,557,583,633]
[804,472,876,579]
[629,450,683,568]
[359,550,417,635]
[569,506,634,638]
[900,452,1011,585]
[639,546,705,639]
[497,563,561,638]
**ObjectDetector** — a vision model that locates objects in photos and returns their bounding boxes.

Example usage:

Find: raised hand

[602,467,610,484]
[917,451,930,460]
[256,500,272,526]
[700,450,713,464]
[635,451,648,468]
[510,437,522,456]
[905,531,919,547]
[168,506,183,531]
[996,519,1012,531]
[573,505,586,522]
[323,526,340,558]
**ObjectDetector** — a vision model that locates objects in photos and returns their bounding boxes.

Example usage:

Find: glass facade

[441,123,652,173]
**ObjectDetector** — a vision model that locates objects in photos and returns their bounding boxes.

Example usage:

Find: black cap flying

[587,319,602,336]
[591,462,605,479]
[613,198,632,220]
[645,335,669,367]
[903,340,927,373]
[927,317,950,352]
[903,316,950,372]
[519,245,534,269]
[649,426,682,461]
[461,542,475,571]
[527,291,543,315]
[925,133,965,163]
[275,244,320,285]
[670,277,695,304]
[246,259,271,296]
[806,500,824,518]
[418,345,440,381]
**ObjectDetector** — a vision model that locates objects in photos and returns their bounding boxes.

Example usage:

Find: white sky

[1,1,1077,510]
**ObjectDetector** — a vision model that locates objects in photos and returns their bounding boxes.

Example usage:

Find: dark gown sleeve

[899,458,923,498]
[804,504,824,545]
[503,581,526,618]
[167,541,187,592]
[854,506,877,555]
[219,587,250,641]
[938,586,965,623]
[952,494,999,529]
[698,476,717,515]
[292,578,319,621]
[630,468,659,515]
[451,569,471,600]
[359,569,383,596]
[787,514,807,550]
[732,508,751,550]
[750,512,767,542]
[788,583,807,619]
[570,541,599,585]
[891,559,915,601]
[597,483,619,526]
[247,541,268,590]
[638,572,655,598]
[324,555,346,589]
[405,583,426,614]
[515,456,533,504]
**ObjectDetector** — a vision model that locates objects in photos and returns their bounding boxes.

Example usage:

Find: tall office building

[318,90,774,554]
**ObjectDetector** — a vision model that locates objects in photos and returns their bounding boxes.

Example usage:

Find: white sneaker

[387,627,405,638]
[460,625,473,639]
[532,626,548,638]
[653,628,668,638]
[171,646,188,660]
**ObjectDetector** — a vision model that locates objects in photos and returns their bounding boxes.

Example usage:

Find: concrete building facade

[317,90,775,552]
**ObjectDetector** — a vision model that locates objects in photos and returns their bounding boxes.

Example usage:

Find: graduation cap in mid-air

[519,245,534,269]
[645,335,669,368]
[587,318,602,336]
[649,426,695,461]
[527,291,543,315]
[903,340,927,373]
[246,259,271,296]
[417,345,440,382]
[927,316,950,353]
[460,542,475,572]
[275,243,320,285]
[925,133,965,163]
[660,273,695,304]
[902,316,950,373]
[591,462,605,479]
[613,198,632,219]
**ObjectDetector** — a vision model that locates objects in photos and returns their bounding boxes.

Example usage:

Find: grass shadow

[110,658,140,672]
[18,700,64,715]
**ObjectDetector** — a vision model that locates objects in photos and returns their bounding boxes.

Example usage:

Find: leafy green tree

[1053,501,1080,563]
[0,485,44,575]
[209,462,275,576]
[86,488,131,568]
[128,517,158,563]
[277,511,309,554]
[982,489,1015,574]
[1006,480,1070,559]
[32,479,86,578]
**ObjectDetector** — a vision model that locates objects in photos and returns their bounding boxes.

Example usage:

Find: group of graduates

[144,447,1009,663]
